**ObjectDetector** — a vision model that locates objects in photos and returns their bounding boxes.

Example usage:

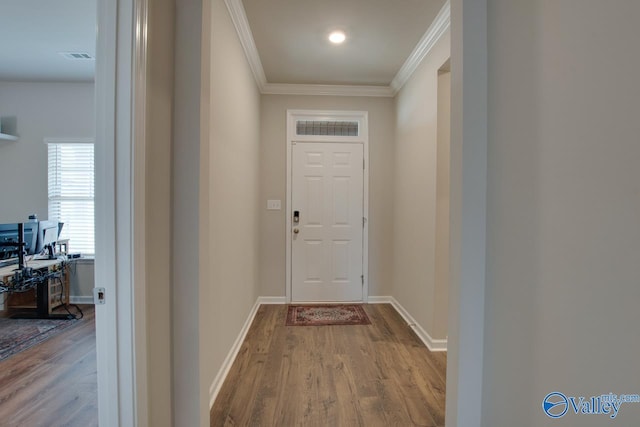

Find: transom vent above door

[296,120,359,137]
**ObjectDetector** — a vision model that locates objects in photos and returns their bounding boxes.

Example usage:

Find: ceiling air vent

[59,52,94,60]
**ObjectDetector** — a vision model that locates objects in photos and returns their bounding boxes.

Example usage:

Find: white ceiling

[0,0,446,89]
[242,0,447,87]
[0,0,96,82]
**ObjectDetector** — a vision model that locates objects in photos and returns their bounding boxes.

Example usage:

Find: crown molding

[223,0,267,90]
[390,0,451,95]
[262,83,394,97]
[225,0,449,98]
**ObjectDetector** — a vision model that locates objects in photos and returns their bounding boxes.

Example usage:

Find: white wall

[259,95,395,298]
[0,82,94,222]
[483,1,640,426]
[393,30,450,340]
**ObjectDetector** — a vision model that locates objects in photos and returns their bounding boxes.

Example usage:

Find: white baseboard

[368,295,447,352]
[367,295,392,304]
[69,296,94,304]
[209,298,264,409]
[257,296,286,304]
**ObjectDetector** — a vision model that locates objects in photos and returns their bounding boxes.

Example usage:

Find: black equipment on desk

[0,222,38,260]
[0,219,65,261]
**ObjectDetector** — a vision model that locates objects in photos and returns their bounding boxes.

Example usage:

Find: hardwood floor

[211,304,447,427]
[0,303,445,426]
[0,305,97,427]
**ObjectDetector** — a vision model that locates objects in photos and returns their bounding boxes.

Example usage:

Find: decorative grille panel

[296,120,359,136]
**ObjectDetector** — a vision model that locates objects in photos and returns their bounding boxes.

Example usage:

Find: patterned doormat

[286,304,371,326]
[0,317,77,362]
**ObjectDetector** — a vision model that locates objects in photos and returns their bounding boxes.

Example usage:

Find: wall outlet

[267,200,281,210]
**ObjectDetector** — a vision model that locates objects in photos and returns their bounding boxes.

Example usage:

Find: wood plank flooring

[211,304,447,427]
[0,305,97,427]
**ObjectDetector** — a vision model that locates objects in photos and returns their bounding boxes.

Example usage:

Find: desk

[0,257,70,318]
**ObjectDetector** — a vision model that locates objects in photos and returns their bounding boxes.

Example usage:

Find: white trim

[114,0,136,421]
[366,296,392,304]
[257,296,287,305]
[112,0,143,421]
[70,296,94,304]
[390,0,451,95]
[369,296,448,352]
[95,0,148,424]
[223,0,267,90]
[0,133,18,141]
[132,0,149,424]
[262,83,393,98]
[208,298,263,409]
[286,110,369,304]
[44,137,94,145]
[95,0,120,424]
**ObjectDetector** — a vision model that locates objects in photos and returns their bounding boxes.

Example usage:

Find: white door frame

[95,0,148,424]
[286,110,369,303]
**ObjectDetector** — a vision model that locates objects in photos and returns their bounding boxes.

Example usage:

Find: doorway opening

[286,110,369,303]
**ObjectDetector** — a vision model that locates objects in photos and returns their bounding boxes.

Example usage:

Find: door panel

[291,142,364,302]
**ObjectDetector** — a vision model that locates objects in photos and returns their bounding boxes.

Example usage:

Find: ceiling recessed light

[328,31,346,44]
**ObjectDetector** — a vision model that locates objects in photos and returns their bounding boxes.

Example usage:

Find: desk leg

[64,264,70,307]
[11,277,70,320]
[37,280,49,318]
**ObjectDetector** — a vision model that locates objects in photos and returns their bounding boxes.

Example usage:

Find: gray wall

[0,82,94,222]
[483,1,640,425]
[205,0,262,402]
[172,0,207,423]
[434,68,450,340]
[393,30,450,340]
[68,259,94,299]
[0,82,95,301]
[146,0,175,424]
[172,0,261,424]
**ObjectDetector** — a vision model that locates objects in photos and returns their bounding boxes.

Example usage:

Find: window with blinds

[47,141,95,255]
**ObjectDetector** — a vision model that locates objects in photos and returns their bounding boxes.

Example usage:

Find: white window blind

[47,141,95,255]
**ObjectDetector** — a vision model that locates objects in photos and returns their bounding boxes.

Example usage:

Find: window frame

[45,137,95,255]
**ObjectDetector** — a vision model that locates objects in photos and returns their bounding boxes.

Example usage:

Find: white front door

[291,142,364,302]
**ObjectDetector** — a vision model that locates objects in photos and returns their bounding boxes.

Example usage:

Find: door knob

[293,228,300,234]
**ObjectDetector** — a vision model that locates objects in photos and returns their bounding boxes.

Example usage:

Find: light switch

[267,199,281,210]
